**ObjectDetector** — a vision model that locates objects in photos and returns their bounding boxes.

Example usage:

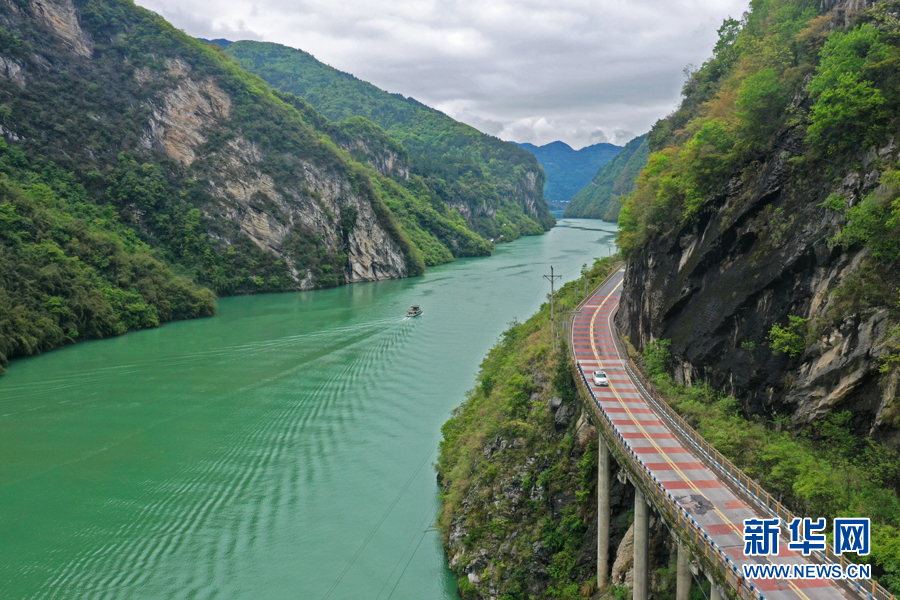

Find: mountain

[222,40,555,241]
[439,2,900,598]
[564,134,649,220]
[513,140,621,208]
[0,0,498,369]
[615,0,900,587]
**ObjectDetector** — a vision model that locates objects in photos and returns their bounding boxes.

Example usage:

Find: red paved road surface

[572,268,852,600]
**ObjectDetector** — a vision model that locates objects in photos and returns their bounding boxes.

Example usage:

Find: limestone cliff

[0,0,424,295]
[222,40,555,242]
[29,0,93,58]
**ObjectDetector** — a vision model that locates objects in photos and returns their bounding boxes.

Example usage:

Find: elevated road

[571,267,860,600]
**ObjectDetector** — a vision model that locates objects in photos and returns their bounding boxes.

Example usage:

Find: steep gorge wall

[0,0,410,293]
[612,0,900,445]
[616,125,899,443]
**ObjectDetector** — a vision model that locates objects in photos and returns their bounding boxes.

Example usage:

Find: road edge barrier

[568,266,896,600]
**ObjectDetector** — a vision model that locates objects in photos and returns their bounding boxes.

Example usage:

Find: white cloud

[136,0,750,148]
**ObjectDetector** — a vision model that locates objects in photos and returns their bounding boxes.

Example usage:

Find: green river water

[0,218,617,600]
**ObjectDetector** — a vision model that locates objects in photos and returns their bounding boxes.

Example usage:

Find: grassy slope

[223,40,555,240]
[564,134,649,221]
[437,257,620,599]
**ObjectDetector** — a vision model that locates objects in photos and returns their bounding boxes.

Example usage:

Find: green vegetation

[806,21,892,155]
[0,0,517,366]
[223,40,555,240]
[767,315,810,357]
[0,139,214,371]
[617,0,900,254]
[515,141,622,207]
[565,134,649,221]
[437,257,620,599]
[616,2,813,251]
[640,340,900,593]
[830,169,900,262]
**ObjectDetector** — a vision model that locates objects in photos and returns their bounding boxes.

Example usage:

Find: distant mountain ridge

[514,140,621,207]
[564,134,649,221]
[222,40,555,240]
[199,38,233,49]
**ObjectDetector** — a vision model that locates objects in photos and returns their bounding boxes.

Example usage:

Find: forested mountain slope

[616,1,900,448]
[514,141,621,207]
[613,2,900,587]
[437,1,900,598]
[564,134,648,221]
[223,40,555,241]
[0,0,493,369]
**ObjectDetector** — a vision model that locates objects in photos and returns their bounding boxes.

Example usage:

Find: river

[0,218,617,600]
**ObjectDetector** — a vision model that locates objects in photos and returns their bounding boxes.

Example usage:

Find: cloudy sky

[135,0,750,149]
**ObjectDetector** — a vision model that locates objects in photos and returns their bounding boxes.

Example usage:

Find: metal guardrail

[622,357,896,600]
[570,358,765,600]
[567,267,896,600]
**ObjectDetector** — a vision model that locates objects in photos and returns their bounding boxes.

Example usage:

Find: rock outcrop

[1,0,416,293]
[137,59,233,167]
[617,127,899,442]
[0,55,25,88]
[29,0,93,58]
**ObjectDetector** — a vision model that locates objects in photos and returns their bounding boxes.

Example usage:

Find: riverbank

[436,257,626,599]
[0,218,615,599]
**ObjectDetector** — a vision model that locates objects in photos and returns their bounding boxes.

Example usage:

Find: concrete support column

[633,489,649,600]
[676,545,691,600]
[707,572,723,600]
[597,441,610,588]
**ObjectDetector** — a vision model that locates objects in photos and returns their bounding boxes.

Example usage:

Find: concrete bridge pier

[676,545,691,600]
[633,489,649,600]
[706,571,724,600]
[597,441,611,588]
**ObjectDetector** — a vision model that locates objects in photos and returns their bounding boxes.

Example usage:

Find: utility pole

[544,266,561,350]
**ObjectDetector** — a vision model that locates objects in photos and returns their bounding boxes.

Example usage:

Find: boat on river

[406,305,423,318]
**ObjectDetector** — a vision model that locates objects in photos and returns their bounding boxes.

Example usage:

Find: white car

[593,370,609,386]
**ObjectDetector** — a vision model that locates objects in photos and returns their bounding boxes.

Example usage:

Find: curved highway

[572,267,853,600]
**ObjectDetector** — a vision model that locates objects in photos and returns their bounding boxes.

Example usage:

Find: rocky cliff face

[616,125,899,443]
[29,0,93,57]
[201,135,407,286]
[132,59,410,289]
[0,0,413,292]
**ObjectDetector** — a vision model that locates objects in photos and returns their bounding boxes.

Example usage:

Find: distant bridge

[568,267,893,600]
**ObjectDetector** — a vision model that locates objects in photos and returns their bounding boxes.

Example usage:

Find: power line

[320,443,437,600]
[375,506,438,600]
[385,516,434,600]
